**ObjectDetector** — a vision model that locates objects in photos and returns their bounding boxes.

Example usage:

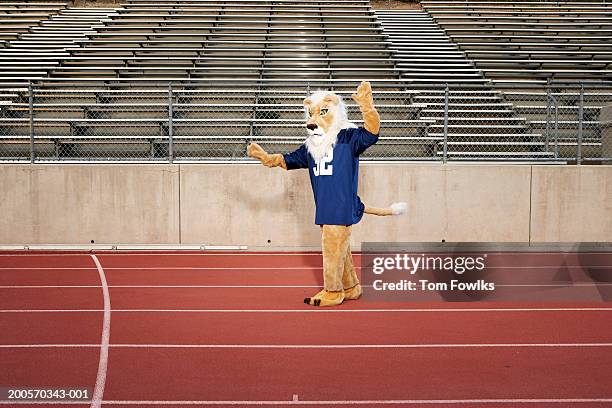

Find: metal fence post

[577,84,584,165]
[28,81,34,163]
[443,84,449,163]
[545,79,551,152]
[554,98,559,159]
[168,83,174,164]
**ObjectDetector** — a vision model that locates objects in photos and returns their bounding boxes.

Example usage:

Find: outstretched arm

[247,142,287,169]
[352,81,380,135]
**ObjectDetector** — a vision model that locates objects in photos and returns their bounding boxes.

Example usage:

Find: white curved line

[90,255,111,408]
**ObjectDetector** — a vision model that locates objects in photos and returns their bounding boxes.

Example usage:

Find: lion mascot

[247,81,406,307]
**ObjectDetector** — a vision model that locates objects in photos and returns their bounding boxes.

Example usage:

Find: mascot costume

[247,81,406,307]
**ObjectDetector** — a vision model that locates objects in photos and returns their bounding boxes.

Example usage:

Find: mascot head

[303,91,356,162]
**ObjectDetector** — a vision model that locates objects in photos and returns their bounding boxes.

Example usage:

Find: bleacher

[0,0,440,160]
[0,7,117,80]
[421,0,612,160]
[0,0,68,44]
[1,86,439,160]
[421,0,612,84]
[0,0,609,162]
[375,9,553,159]
[49,0,399,80]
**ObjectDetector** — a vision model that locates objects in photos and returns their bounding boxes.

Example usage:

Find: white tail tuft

[390,202,408,216]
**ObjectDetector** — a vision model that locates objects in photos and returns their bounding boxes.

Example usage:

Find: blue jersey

[283,127,378,226]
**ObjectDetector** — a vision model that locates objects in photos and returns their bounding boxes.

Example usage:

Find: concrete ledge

[531,165,612,242]
[0,165,180,244]
[0,164,610,245]
[354,164,531,244]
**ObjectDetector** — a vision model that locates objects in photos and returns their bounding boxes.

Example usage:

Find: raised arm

[351,81,380,135]
[247,142,287,170]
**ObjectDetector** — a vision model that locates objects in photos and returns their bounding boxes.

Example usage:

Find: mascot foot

[304,290,344,307]
[343,284,362,300]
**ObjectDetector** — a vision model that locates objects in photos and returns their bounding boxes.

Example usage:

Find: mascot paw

[343,284,363,300]
[351,81,373,108]
[246,143,255,156]
[247,142,265,159]
[304,290,345,307]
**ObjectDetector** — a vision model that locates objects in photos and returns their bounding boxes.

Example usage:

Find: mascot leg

[304,225,349,307]
[342,246,362,300]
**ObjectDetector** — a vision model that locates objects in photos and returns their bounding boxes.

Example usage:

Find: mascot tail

[364,202,408,217]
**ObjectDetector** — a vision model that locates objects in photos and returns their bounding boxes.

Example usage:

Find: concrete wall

[0,165,180,244]
[0,164,610,246]
[180,164,319,247]
[530,166,612,242]
[354,164,531,244]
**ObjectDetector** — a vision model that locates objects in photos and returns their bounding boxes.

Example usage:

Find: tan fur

[247,81,379,169]
[321,224,351,292]
[341,245,359,290]
[344,284,362,301]
[306,290,345,307]
[247,143,287,170]
[306,226,346,306]
[304,225,360,307]
[352,81,380,135]
[364,206,393,216]
[302,91,354,162]
[304,93,342,136]
[247,82,405,307]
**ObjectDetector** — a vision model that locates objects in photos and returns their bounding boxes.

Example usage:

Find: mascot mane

[303,91,357,162]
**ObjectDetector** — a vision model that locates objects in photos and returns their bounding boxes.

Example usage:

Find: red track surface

[1,252,611,408]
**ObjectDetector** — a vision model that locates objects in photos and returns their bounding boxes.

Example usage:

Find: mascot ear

[322,93,339,106]
[303,97,312,116]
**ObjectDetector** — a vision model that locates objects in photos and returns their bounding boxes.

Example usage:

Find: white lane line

[1,251,610,256]
[0,253,323,257]
[497,283,612,287]
[1,343,612,349]
[0,267,322,270]
[2,283,611,289]
[1,266,610,271]
[0,285,321,288]
[2,266,610,270]
[0,267,98,270]
[2,307,612,313]
[90,255,111,408]
[2,398,612,405]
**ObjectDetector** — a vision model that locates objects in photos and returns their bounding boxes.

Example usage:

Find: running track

[1,251,611,407]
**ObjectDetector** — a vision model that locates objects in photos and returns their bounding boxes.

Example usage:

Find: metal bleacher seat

[375,8,552,160]
[2,0,606,162]
[0,0,399,82]
[0,1,68,42]
[0,5,117,83]
[43,0,397,81]
[421,0,612,83]
[419,0,612,160]
[0,0,442,161]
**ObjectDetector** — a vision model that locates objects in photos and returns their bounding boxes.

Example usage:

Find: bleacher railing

[1,80,611,164]
[438,81,612,163]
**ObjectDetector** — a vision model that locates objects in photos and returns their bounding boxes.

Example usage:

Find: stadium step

[421,0,612,83]
[0,0,606,162]
[376,8,546,159]
[0,8,118,64]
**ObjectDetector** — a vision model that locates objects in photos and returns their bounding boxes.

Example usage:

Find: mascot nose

[306,123,318,131]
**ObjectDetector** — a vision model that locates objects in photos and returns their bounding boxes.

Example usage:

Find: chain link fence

[0,81,610,163]
[497,82,612,164]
